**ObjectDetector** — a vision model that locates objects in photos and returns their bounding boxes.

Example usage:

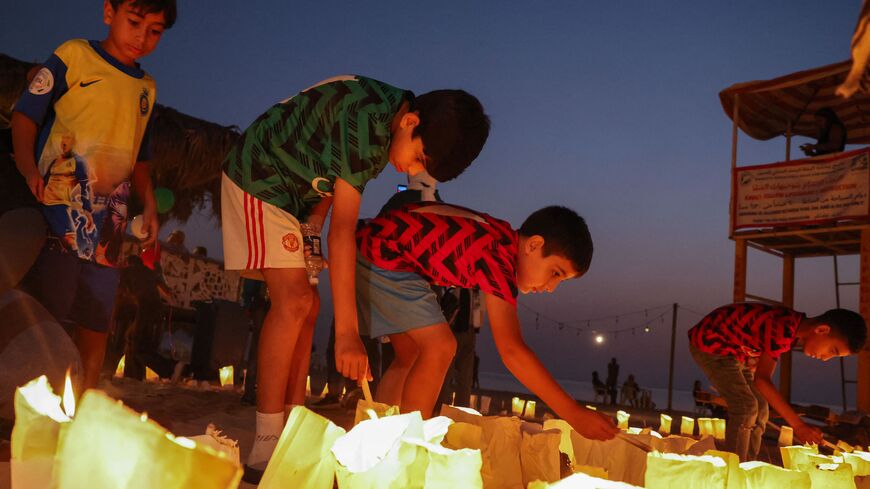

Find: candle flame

[62,368,76,418]
[114,355,125,378]
[19,375,70,422]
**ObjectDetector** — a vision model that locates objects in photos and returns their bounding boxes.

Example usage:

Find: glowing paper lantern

[114,355,125,378]
[511,397,526,416]
[10,376,72,489]
[802,462,856,489]
[617,411,631,431]
[645,452,728,489]
[443,422,483,451]
[777,426,794,447]
[843,451,870,476]
[739,461,811,488]
[154,187,175,214]
[524,400,537,419]
[680,416,695,436]
[712,418,726,441]
[543,419,576,465]
[697,418,713,437]
[519,424,562,486]
[780,445,819,470]
[479,416,524,489]
[145,366,159,382]
[54,390,242,489]
[659,414,672,436]
[259,406,346,489]
[528,471,643,488]
[705,450,745,489]
[218,365,233,387]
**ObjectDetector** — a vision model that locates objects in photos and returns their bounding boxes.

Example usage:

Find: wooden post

[729,95,740,236]
[734,239,747,302]
[858,229,870,412]
[780,254,795,402]
[667,303,678,411]
[785,120,792,162]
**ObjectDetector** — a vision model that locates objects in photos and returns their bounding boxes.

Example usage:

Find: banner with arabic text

[733,148,870,230]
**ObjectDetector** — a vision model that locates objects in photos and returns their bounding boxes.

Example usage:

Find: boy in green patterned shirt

[221,75,489,479]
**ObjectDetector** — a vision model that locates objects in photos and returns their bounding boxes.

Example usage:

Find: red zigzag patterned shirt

[357,202,519,305]
[688,302,804,363]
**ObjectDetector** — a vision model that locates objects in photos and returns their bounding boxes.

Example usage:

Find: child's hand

[564,406,619,441]
[22,167,44,202]
[335,332,371,381]
[793,422,823,445]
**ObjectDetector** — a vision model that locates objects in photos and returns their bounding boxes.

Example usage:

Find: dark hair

[410,90,489,182]
[518,206,593,275]
[111,0,177,29]
[816,308,867,354]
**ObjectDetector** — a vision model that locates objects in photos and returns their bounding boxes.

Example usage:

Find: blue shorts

[22,241,120,333]
[355,256,446,338]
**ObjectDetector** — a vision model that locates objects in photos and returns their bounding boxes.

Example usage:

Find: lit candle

[305,375,311,396]
[219,366,234,387]
[511,397,525,416]
[659,414,672,435]
[617,410,630,430]
[10,375,74,489]
[680,416,695,436]
[54,390,242,488]
[523,400,537,419]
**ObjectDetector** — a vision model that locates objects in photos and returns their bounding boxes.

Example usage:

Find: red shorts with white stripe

[221,173,306,279]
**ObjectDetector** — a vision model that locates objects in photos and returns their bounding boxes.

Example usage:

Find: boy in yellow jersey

[12,0,177,390]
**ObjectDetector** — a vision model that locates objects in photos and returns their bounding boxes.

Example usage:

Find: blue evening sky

[2,1,864,406]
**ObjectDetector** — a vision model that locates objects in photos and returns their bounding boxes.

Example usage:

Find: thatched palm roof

[1,53,238,222]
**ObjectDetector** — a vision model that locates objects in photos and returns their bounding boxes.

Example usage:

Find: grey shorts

[355,256,446,338]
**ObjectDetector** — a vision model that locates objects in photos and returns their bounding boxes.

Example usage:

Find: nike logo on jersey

[80,79,102,88]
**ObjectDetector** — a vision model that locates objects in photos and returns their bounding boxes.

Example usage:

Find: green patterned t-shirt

[223,75,411,220]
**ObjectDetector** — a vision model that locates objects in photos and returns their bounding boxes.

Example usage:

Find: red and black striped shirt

[688,303,803,362]
[357,202,519,304]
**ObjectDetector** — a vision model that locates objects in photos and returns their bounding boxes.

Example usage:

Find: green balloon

[154,187,175,214]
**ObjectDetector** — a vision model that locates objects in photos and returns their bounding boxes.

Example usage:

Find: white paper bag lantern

[659,414,672,436]
[680,416,695,436]
[617,411,630,431]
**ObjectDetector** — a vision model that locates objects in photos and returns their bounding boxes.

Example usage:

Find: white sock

[246,411,284,469]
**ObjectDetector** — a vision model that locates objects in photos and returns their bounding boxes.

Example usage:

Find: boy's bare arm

[329,178,369,381]
[132,161,158,249]
[753,353,823,444]
[11,112,43,201]
[485,293,617,440]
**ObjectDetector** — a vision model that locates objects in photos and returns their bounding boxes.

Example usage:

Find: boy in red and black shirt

[688,302,866,461]
[355,202,618,441]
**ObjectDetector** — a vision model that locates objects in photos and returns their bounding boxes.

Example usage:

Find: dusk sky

[2,1,864,407]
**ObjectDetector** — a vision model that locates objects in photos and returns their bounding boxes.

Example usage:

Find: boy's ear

[524,235,545,254]
[103,0,116,25]
[400,112,421,130]
[813,324,832,336]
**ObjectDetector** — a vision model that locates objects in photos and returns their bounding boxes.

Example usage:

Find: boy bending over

[221,76,489,480]
[356,202,618,440]
[689,303,866,461]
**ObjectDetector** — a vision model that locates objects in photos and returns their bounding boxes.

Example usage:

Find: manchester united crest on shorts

[282,233,299,252]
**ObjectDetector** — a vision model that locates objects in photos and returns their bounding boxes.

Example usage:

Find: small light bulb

[595,334,605,344]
